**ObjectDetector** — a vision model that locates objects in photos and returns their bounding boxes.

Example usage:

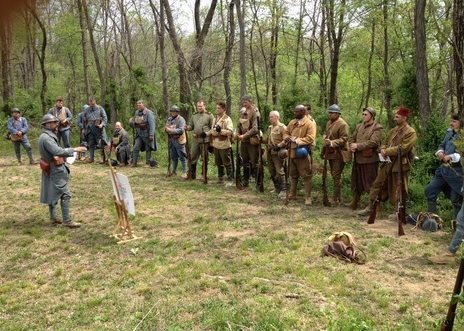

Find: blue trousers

[424,165,463,219]
[169,138,187,173]
[57,129,71,148]
[449,202,464,253]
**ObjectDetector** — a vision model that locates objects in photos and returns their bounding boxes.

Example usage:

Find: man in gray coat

[38,114,87,228]
[83,97,108,164]
[128,99,157,167]
[48,96,73,148]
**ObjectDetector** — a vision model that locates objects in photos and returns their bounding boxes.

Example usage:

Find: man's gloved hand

[215,125,221,133]
[200,132,207,138]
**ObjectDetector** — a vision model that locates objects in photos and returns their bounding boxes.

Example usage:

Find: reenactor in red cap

[358,107,417,218]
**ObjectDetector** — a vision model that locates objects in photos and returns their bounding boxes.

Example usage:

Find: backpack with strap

[322,231,367,264]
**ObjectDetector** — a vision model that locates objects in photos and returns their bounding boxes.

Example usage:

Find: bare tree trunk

[76,0,91,100]
[442,57,453,119]
[365,20,375,108]
[326,0,346,104]
[269,0,279,108]
[249,24,261,110]
[383,0,393,128]
[191,0,218,99]
[223,1,235,116]
[27,4,47,114]
[415,0,431,127]
[83,0,106,103]
[293,0,304,93]
[0,19,13,110]
[319,0,328,107]
[454,0,464,119]
[150,0,170,118]
[236,0,247,98]
[162,0,192,108]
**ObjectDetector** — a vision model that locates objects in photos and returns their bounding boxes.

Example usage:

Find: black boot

[243,167,250,187]
[190,163,197,180]
[277,177,286,198]
[217,167,225,184]
[271,176,277,193]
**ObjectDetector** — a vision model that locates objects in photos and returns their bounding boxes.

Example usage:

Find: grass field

[0,129,463,331]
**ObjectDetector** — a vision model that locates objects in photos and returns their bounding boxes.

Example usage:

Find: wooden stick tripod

[108,160,141,244]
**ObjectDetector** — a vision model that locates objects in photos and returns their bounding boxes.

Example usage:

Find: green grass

[0,129,463,330]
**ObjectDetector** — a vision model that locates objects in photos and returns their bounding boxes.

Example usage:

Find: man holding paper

[38,114,87,228]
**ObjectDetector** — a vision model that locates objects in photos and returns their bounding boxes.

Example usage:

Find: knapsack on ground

[322,231,367,264]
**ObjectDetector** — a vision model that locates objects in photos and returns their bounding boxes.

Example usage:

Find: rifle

[202,137,208,184]
[230,147,235,182]
[284,146,289,206]
[235,140,243,189]
[351,153,360,210]
[396,146,406,236]
[441,258,464,331]
[106,141,113,166]
[367,157,397,224]
[185,132,192,180]
[167,139,172,177]
[255,116,264,192]
[322,146,331,207]
[129,127,135,165]
[256,141,264,192]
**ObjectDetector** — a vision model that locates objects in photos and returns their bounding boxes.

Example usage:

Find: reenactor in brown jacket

[265,110,287,197]
[348,107,384,209]
[235,95,261,188]
[358,107,417,218]
[321,104,350,205]
[279,105,316,205]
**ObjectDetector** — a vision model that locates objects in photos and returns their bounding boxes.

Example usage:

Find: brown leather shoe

[62,220,81,228]
[428,251,456,264]
[50,217,62,226]
[85,159,94,164]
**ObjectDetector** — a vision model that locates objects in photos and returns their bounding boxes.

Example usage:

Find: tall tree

[150,0,170,118]
[26,3,47,113]
[454,0,464,119]
[236,0,247,98]
[325,0,347,104]
[222,0,235,116]
[382,0,393,128]
[191,0,218,98]
[83,0,106,103]
[76,0,91,100]
[0,19,13,110]
[415,0,431,127]
[161,0,192,106]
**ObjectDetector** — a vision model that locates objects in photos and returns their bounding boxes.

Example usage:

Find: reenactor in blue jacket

[128,100,157,167]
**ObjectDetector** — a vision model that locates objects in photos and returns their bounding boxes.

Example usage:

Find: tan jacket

[281,116,316,159]
[208,114,234,150]
[349,121,384,164]
[322,117,349,160]
[381,124,417,172]
[265,122,286,155]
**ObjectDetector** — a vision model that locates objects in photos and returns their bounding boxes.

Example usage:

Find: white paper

[66,152,78,165]
[107,171,136,216]
[378,153,391,163]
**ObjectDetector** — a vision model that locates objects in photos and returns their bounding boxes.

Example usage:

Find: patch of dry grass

[0,138,463,330]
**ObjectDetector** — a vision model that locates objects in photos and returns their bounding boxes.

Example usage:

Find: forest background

[2,0,464,213]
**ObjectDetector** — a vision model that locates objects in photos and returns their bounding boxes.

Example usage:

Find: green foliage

[394,65,419,112]
[410,112,447,184]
